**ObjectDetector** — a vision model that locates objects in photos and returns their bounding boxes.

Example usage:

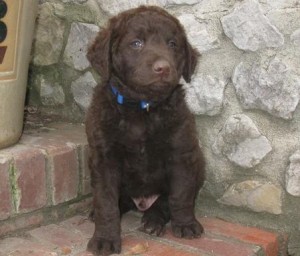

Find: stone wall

[29,0,300,254]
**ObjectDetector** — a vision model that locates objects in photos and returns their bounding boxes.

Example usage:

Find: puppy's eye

[168,40,177,49]
[130,39,144,49]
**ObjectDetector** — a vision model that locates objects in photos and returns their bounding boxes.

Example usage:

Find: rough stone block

[291,29,300,46]
[212,114,272,168]
[33,2,66,66]
[63,22,99,70]
[94,0,160,16]
[221,0,284,51]
[38,75,65,106]
[233,58,300,119]
[178,14,220,53]
[266,8,300,36]
[184,74,227,116]
[265,0,300,9]
[62,0,87,3]
[71,72,97,112]
[286,150,300,196]
[218,180,283,214]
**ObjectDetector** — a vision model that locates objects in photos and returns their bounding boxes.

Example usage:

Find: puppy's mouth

[132,194,160,211]
[141,74,179,89]
[148,80,174,89]
[132,81,177,100]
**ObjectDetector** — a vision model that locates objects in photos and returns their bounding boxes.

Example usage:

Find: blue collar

[110,85,152,111]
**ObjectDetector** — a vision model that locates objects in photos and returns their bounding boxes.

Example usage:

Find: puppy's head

[88,6,199,100]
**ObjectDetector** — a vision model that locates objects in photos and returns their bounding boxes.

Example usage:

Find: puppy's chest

[117,114,171,153]
[118,116,171,198]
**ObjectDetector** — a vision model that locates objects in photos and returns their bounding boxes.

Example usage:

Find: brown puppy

[85,6,205,255]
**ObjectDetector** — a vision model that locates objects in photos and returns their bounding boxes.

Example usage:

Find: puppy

[85,6,205,255]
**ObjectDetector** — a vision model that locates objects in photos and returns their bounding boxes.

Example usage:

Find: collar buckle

[140,101,150,112]
[110,84,152,111]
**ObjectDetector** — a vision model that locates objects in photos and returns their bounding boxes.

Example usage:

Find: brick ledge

[0,123,92,237]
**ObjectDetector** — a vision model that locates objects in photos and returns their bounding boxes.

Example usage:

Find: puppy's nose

[153,59,170,77]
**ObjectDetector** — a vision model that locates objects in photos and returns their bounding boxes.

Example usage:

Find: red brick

[20,133,76,151]
[66,195,92,214]
[0,237,55,256]
[13,148,47,212]
[0,213,44,237]
[21,123,87,149]
[163,229,258,256]
[0,198,91,238]
[200,217,279,256]
[28,224,85,249]
[0,156,12,220]
[60,215,94,238]
[18,134,80,204]
[20,128,86,204]
[19,134,68,151]
[60,212,141,240]
[122,235,201,256]
[48,146,79,205]
[43,123,87,146]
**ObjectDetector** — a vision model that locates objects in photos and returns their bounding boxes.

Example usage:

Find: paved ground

[0,211,282,256]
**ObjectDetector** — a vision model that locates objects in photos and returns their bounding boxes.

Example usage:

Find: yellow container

[0,0,38,149]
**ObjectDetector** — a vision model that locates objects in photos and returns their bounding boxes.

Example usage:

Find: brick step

[0,123,91,237]
[0,213,285,256]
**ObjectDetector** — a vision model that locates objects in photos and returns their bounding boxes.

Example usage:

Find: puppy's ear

[87,28,111,81]
[183,41,199,83]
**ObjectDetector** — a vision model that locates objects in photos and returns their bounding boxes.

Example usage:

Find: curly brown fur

[85,6,205,255]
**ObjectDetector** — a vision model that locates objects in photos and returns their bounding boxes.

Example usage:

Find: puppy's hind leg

[141,195,170,236]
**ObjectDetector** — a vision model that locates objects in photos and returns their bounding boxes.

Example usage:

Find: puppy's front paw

[141,213,166,236]
[172,219,204,239]
[87,236,121,256]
